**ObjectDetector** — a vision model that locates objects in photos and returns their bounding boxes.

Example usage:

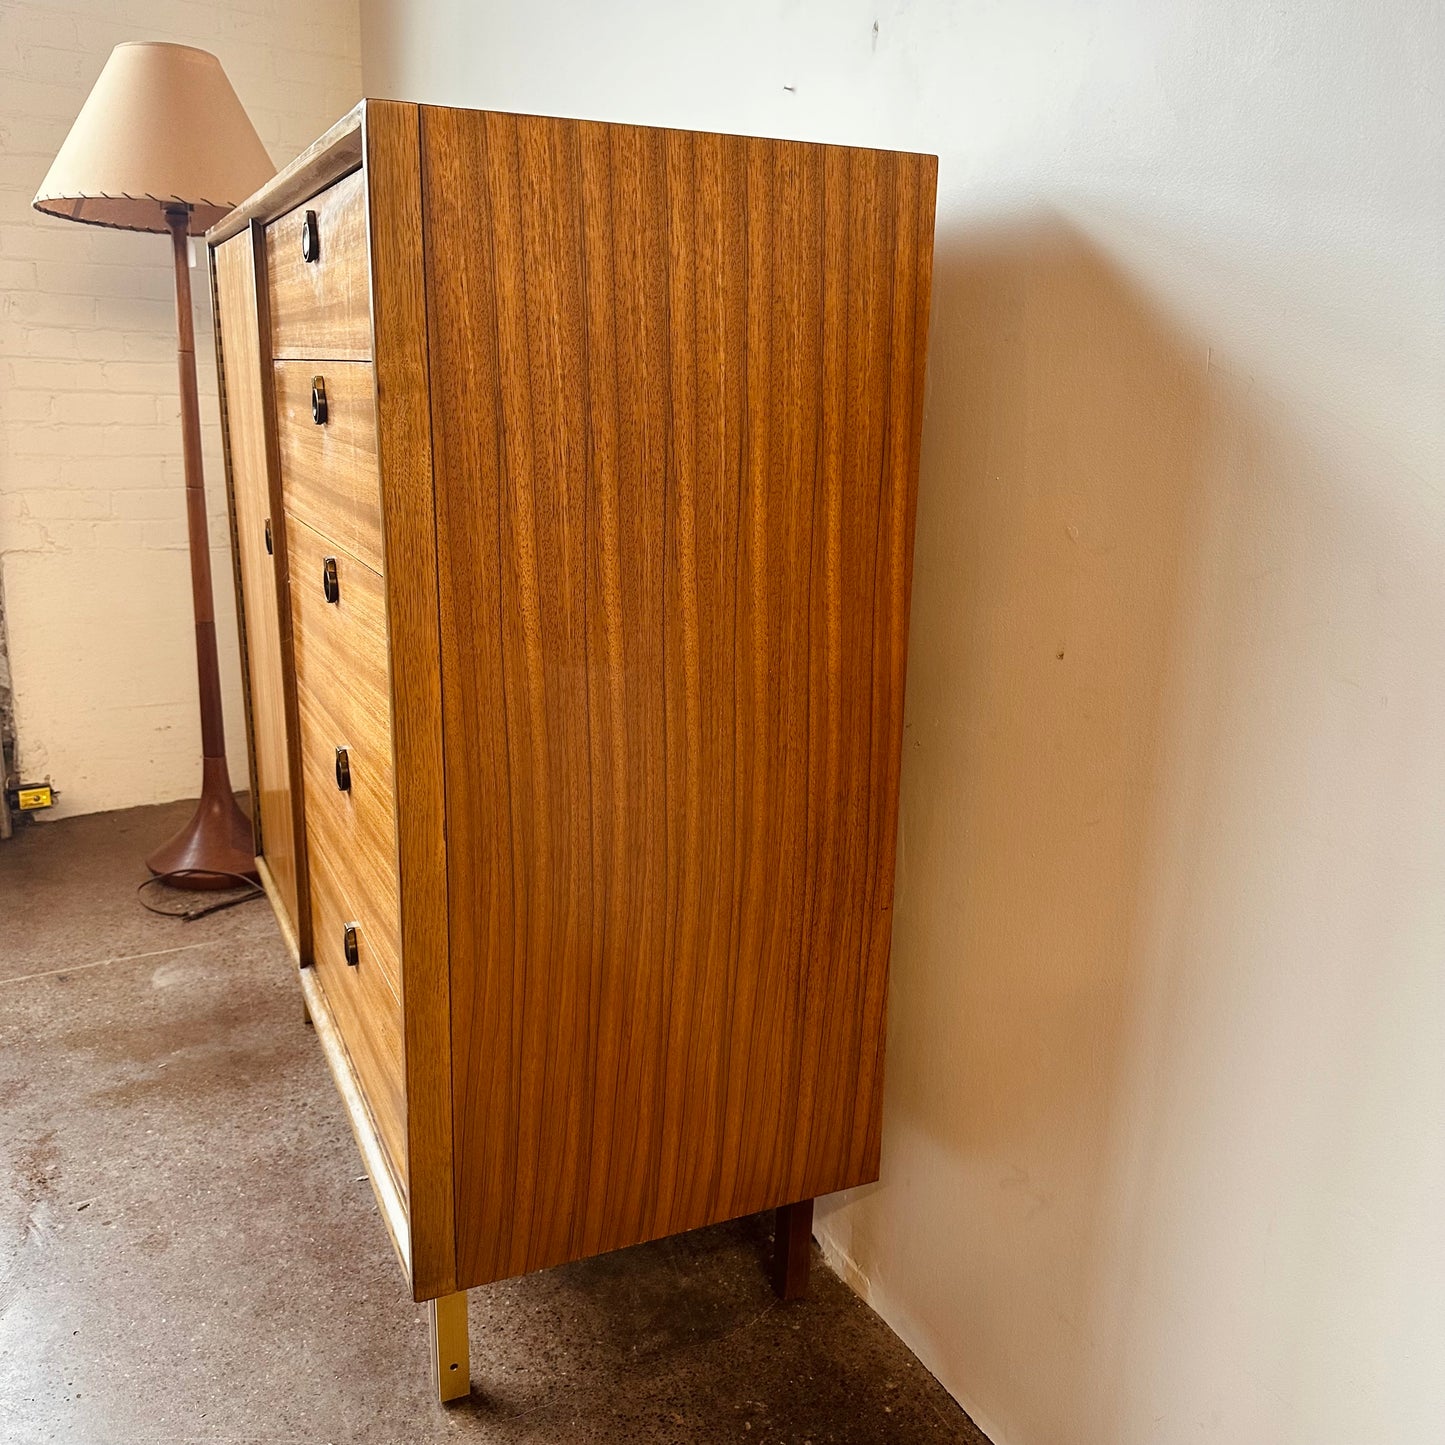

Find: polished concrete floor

[0,799,989,1444]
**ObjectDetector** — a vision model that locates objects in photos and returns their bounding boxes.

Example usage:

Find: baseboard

[814,1211,1005,1445]
[814,1219,875,1305]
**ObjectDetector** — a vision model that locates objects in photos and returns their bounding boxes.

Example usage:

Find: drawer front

[307,829,408,1196]
[287,518,398,1001]
[286,518,391,743]
[287,514,406,1191]
[266,169,372,361]
[296,674,402,1000]
[275,360,384,573]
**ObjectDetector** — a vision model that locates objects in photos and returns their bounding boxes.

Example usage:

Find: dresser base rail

[257,855,301,965]
[296,965,411,1280]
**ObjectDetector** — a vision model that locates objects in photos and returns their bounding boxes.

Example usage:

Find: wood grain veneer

[209,103,363,247]
[266,169,373,361]
[285,517,391,739]
[296,960,411,1275]
[212,231,300,931]
[305,827,408,1190]
[363,99,458,1302]
[283,520,397,1005]
[295,676,402,993]
[419,107,936,1288]
[274,360,383,572]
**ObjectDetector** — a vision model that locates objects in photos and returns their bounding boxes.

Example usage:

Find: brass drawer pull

[301,209,320,263]
[263,517,273,555]
[311,375,328,425]
[334,745,351,792]
[322,555,339,604]
[343,922,360,967]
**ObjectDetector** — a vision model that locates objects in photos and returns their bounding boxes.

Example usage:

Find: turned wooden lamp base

[145,756,257,890]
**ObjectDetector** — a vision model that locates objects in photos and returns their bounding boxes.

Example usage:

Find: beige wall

[0,0,361,818]
[361,3,1445,1442]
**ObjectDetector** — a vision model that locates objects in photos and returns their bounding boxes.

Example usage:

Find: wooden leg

[428,1290,470,1402]
[772,1198,814,1301]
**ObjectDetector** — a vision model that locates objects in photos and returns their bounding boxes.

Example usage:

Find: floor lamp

[34,43,275,888]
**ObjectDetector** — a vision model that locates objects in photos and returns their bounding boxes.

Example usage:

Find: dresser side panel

[423,107,936,1290]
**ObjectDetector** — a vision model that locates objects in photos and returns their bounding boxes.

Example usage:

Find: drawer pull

[334,745,351,792]
[301,209,320,263]
[343,922,360,967]
[322,555,339,604]
[263,517,273,555]
[311,375,328,425]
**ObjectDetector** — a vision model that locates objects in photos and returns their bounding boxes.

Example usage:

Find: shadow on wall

[837,213,1212,1441]
[826,208,1445,1445]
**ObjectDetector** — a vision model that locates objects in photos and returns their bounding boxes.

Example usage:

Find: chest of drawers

[209,98,936,1401]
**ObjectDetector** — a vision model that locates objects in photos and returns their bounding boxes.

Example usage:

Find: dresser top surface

[207,97,938,249]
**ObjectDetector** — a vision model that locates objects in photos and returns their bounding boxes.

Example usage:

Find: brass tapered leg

[428,1291,470,1402]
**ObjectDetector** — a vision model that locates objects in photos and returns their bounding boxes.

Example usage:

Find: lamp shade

[33,42,274,235]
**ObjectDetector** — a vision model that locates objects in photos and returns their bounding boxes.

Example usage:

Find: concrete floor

[0,799,990,1445]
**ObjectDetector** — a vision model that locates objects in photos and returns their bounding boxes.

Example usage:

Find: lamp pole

[141,206,256,887]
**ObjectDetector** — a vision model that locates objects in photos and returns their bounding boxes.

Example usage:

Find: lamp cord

[137,870,264,922]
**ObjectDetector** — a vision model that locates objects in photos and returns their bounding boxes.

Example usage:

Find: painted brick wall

[0,0,361,818]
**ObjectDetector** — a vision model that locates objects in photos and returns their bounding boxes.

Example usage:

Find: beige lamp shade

[33,42,274,235]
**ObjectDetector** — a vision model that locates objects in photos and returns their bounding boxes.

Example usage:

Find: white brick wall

[0,0,362,818]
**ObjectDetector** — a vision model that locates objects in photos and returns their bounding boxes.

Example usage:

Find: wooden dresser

[208,98,936,1401]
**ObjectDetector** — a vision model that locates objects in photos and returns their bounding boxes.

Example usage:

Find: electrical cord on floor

[137,870,265,922]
